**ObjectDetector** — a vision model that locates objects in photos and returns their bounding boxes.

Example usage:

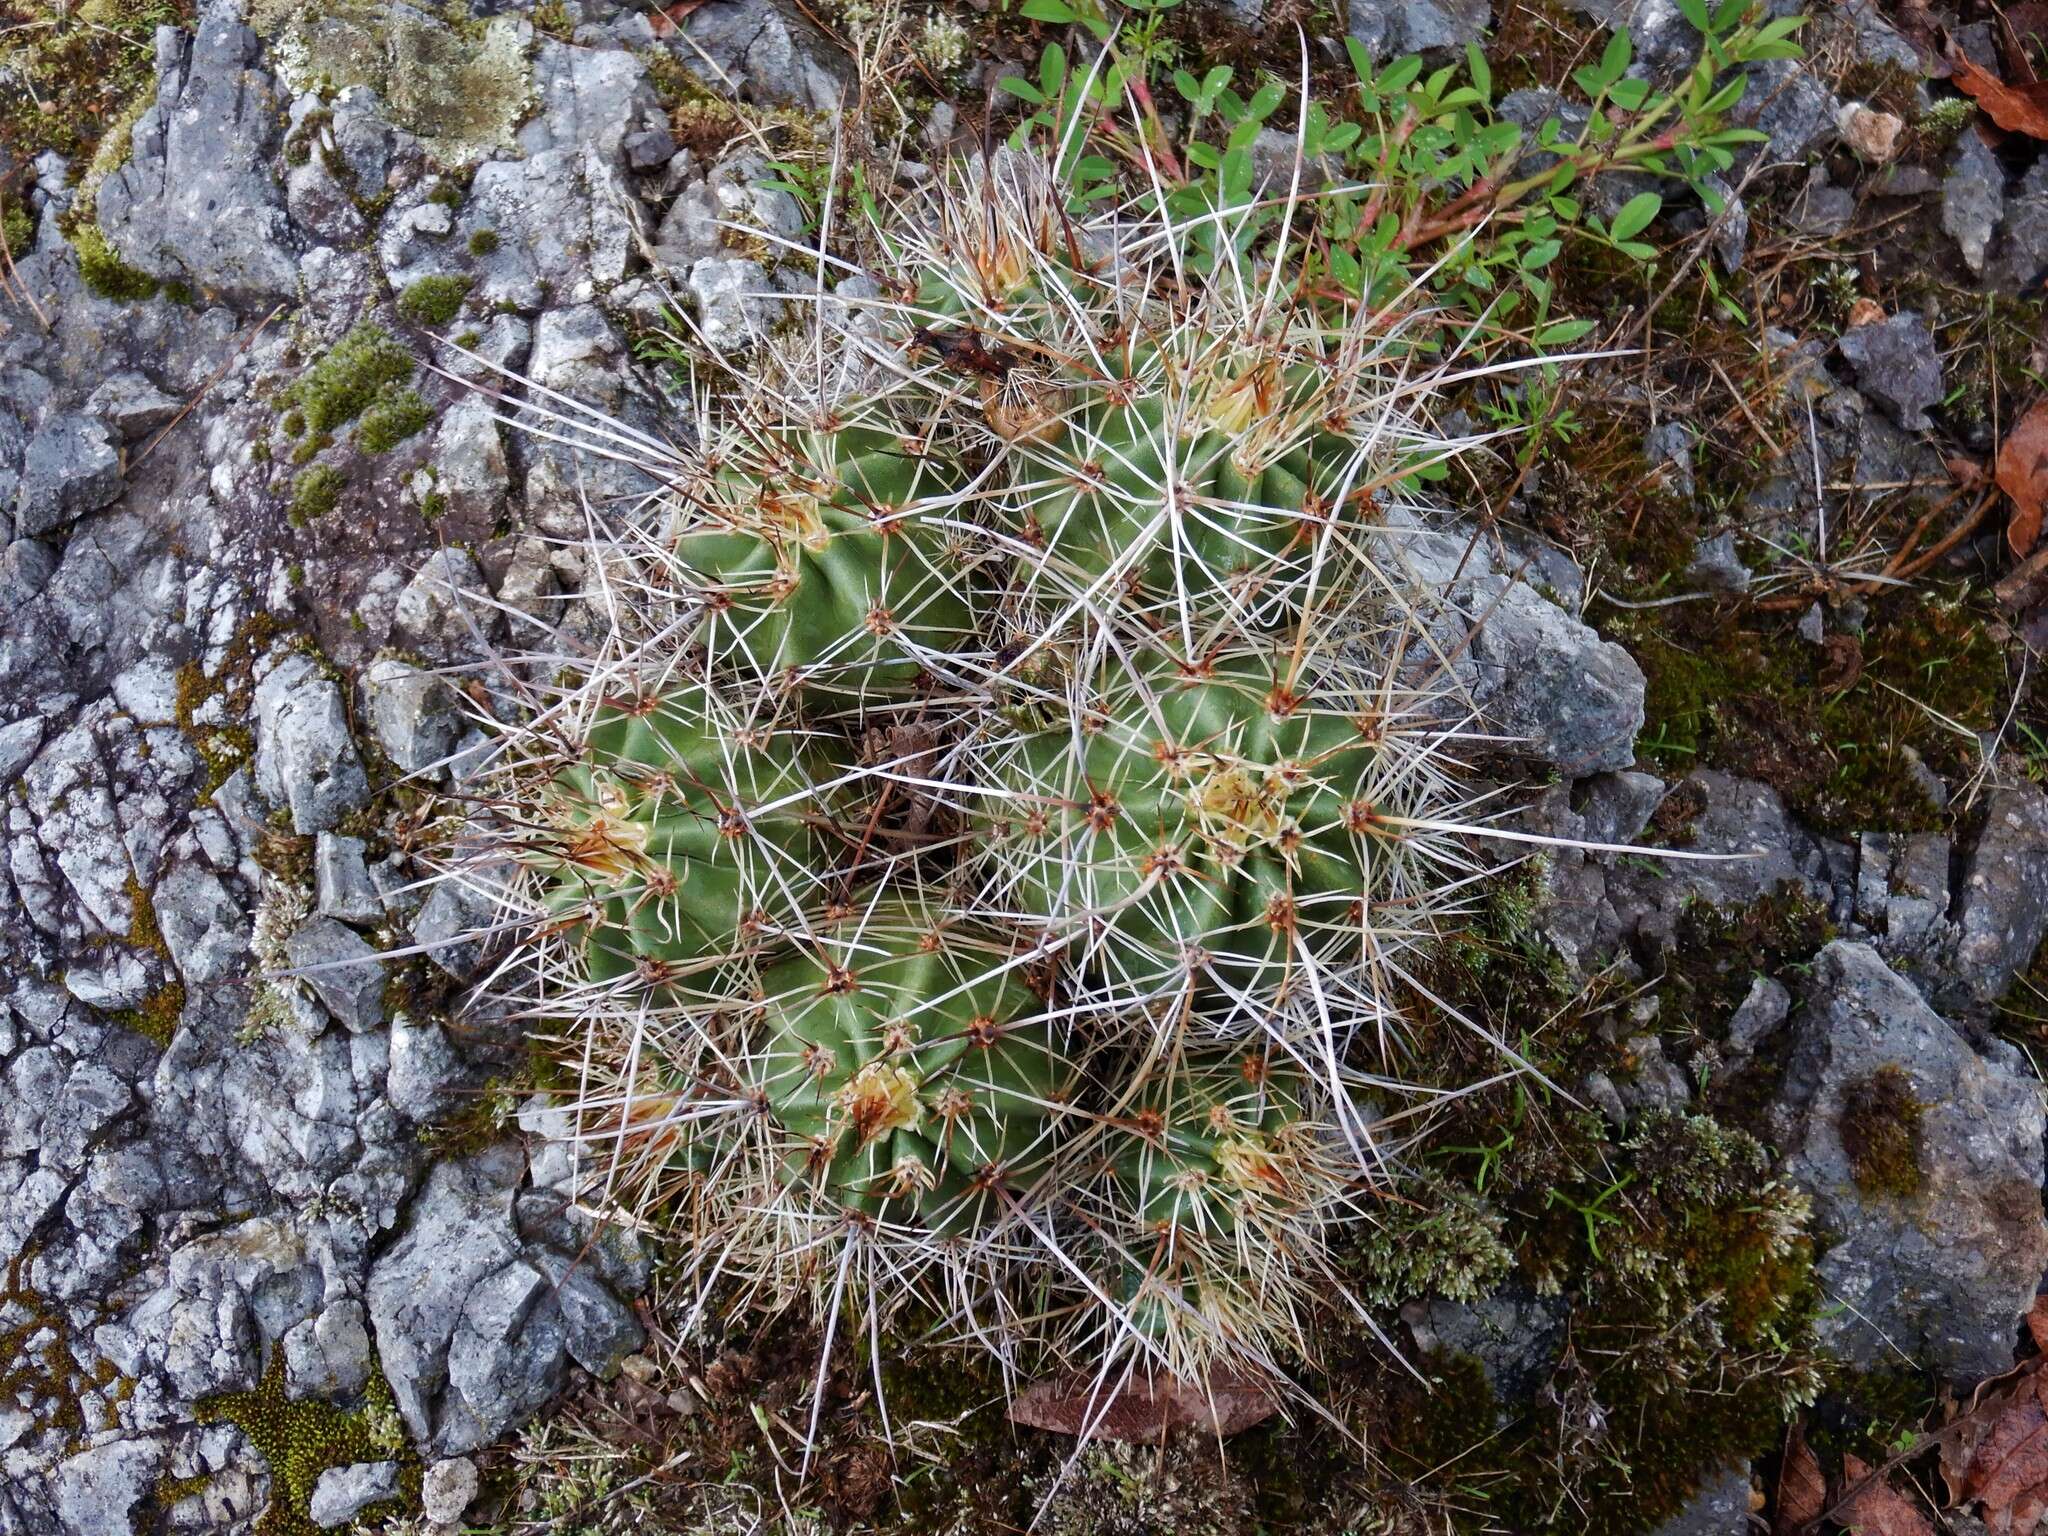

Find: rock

[14,413,124,537]
[441,1258,569,1455]
[527,1246,645,1378]
[254,658,371,834]
[1348,0,1491,59]
[1947,787,2048,1008]
[154,861,250,985]
[686,257,783,352]
[1733,58,1838,163]
[95,10,298,303]
[1649,1465,1752,1536]
[45,1436,167,1535]
[422,1456,480,1524]
[1776,942,2048,1381]
[1643,421,1696,503]
[1836,312,1943,433]
[1991,161,2048,295]
[308,1460,399,1528]
[674,0,848,111]
[388,1014,465,1121]
[393,548,491,665]
[365,1145,525,1451]
[284,917,386,1034]
[1685,530,1750,593]
[410,868,506,982]
[433,396,511,525]
[362,657,465,777]
[654,149,804,269]
[283,1299,373,1402]
[1943,130,2004,275]
[1402,1281,1568,1410]
[1725,975,1791,1056]
[1834,101,1903,162]
[315,834,383,927]
[1467,576,1645,775]
[85,373,183,441]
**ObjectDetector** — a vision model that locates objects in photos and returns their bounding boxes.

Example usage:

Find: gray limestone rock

[14,414,124,537]
[254,658,371,835]
[284,917,385,1034]
[314,834,382,928]
[1836,311,1944,433]
[1776,942,2048,1382]
[1349,0,1491,60]
[361,656,465,777]
[1944,130,2005,276]
[154,861,249,985]
[1685,530,1750,593]
[1648,1466,1753,1536]
[283,1299,373,1402]
[1466,576,1645,775]
[308,1460,399,1528]
[421,1456,480,1524]
[95,10,298,303]
[1948,787,2048,1009]
[673,0,848,111]
[686,256,783,352]
[392,548,491,665]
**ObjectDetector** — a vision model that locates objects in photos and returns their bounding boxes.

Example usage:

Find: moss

[2,200,33,256]
[110,980,186,1047]
[1618,588,2009,838]
[68,218,159,302]
[173,613,278,801]
[0,0,186,168]
[280,408,306,439]
[196,1350,418,1536]
[396,273,474,327]
[291,464,347,523]
[280,322,415,437]
[1840,1065,1925,1198]
[420,488,448,522]
[466,227,499,256]
[354,382,433,454]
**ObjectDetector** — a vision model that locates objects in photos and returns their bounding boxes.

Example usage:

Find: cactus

[1081,1048,1344,1369]
[753,900,1080,1234]
[665,422,980,695]
[524,675,845,982]
[434,141,1554,1450]
[970,647,1447,1011]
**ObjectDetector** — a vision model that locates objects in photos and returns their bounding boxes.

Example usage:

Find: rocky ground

[3,0,2048,1532]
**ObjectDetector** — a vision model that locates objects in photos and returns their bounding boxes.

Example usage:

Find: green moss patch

[1840,1064,1925,1198]
[290,464,346,523]
[69,219,159,302]
[396,273,473,327]
[197,1350,417,1536]
[282,322,416,438]
[354,383,432,454]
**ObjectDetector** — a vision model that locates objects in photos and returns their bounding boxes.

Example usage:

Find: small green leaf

[1599,28,1633,82]
[1020,0,1077,20]
[1465,41,1492,102]
[1608,190,1662,241]
[1536,318,1595,346]
[1040,41,1067,98]
[1000,75,1046,105]
[1609,76,1650,110]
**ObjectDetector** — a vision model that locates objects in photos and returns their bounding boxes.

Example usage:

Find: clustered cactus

[449,148,1524,1428]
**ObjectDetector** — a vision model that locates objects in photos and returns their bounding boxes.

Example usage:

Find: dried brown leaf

[1776,1423,1828,1534]
[1951,49,2048,140]
[1010,1367,1280,1440]
[1838,1452,1936,1536]
[1965,1389,2048,1511]
[1996,399,2048,558]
